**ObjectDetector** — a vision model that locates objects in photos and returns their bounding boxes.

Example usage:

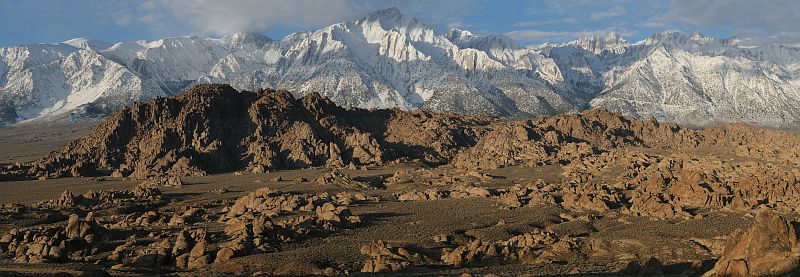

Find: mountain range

[2,7,800,128]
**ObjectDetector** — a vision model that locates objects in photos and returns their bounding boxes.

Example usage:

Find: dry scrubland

[1,85,800,276]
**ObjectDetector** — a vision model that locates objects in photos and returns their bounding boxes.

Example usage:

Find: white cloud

[573,27,638,39]
[141,0,159,10]
[447,21,471,29]
[505,30,573,41]
[506,26,637,44]
[590,5,626,20]
[115,14,132,26]
[139,13,163,26]
[647,0,800,42]
[138,0,481,35]
[148,0,365,34]
[514,17,579,27]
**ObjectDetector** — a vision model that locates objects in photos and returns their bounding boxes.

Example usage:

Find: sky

[1,0,799,47]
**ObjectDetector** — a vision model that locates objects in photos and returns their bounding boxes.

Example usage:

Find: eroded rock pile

[219,187,363,257]
[440,230,575,267]
[0,184,373,274]
[4,84,800,185]
[35,184,163,210]
[451,121,596,169]
[395,184,494,202]
[0,84,490,180]
[360,241,431,273]
[0,212,108,263]
[705,210,800,277]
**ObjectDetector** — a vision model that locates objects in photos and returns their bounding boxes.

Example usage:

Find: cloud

[139,0,481,35]
[668,0,800,27]
[512,0,656,44]
[141,0,159,10]
[115,14,132,26]
[506,26,638,44]
[447,21,471,29]
[647,0,800,42]
[143,0,365,34]
[138,13,163,26]
[590,5,626,20]
[505,30,573,41]
[514,17,579,27]
[573,27,638,39]
[5,0,799,47]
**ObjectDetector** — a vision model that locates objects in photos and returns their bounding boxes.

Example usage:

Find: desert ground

[0,120,98,165]
[0,148,755,276]
[0,85,799,276]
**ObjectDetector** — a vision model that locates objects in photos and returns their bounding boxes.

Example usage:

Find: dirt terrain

[1,85,800,276]
[0,120,97,165]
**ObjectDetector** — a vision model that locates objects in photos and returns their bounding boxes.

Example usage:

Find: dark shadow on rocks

[160,192,203,202]
[614,257,715,277]
[357,212,410,227]
[352,175,386,189]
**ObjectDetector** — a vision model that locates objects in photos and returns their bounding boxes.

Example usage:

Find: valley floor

[0,151,755,276]
[0,121,97,165]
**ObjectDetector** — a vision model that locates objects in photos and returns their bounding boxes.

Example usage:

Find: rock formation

[0,84,490,180]
[705,211,800,277]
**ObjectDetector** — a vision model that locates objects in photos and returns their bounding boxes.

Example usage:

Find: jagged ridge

[3,84,800,181]
[4,8,800,127]
[0,84,490,180]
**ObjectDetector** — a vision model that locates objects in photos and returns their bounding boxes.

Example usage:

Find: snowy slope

[3,8,800,127]
[0,43,160,125]
[588,32,800,127]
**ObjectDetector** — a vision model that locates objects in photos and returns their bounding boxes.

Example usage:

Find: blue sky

[1,0,798,46]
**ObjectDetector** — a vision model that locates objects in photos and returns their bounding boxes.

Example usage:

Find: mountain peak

[689,32,714,45]
[567,32,629,54]
[642,31,689,45]
[359,7,426,30]
[62,37,111,51]
[604,32,624,42]
[444,29,478,44]
[221,32,271,48]
[445,29,518,50]
[721,36,742,47]
[639,31,723,49]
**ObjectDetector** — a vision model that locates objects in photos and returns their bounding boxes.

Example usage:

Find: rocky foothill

[3,84,800,275]
[0,84,490,181]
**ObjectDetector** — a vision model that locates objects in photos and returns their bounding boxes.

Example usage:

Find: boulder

[706,210,800,277]
[214,247,235,263]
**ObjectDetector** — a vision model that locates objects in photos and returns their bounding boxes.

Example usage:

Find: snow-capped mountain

[2,7,800,128]
[586,31,800,126]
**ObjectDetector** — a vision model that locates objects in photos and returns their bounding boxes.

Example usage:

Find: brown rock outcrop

[6,84,800,188]
[0,84,490,180]
[441,230,560,267]
[360,241,430,272]
[452,121,556,169]
[706,210,800,277]
[0,212,108,264]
